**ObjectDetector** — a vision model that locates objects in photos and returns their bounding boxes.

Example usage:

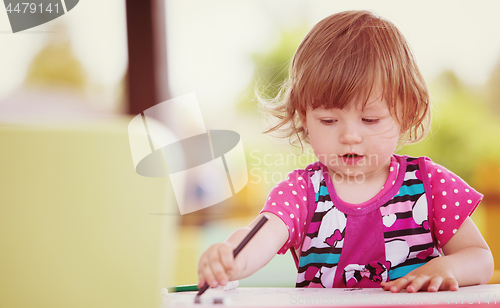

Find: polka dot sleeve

[259,170,309,255]
[425,159,483,248]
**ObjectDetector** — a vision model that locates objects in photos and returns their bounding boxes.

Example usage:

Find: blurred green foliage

[486,59,500,115]
[400,70,500,186]
[236,25,308,114]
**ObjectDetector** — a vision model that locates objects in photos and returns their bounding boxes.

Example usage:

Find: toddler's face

[304,92,401,182]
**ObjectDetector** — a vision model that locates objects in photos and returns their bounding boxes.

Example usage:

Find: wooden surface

[163,285,500,307]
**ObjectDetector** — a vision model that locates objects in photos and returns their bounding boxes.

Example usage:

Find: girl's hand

[197,242,239,289]
[197,213,289,290]
[381,217,493,293]
[380,257,459,293]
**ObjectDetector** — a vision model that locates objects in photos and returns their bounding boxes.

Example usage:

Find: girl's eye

[320,119,336,124]
[362,118,379,124]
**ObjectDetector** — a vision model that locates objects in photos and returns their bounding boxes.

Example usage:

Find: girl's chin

[328,165,388,181]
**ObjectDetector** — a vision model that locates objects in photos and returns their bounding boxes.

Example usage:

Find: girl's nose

[339,124,362,144]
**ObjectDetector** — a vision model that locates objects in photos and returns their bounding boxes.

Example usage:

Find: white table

[163,285,500,307]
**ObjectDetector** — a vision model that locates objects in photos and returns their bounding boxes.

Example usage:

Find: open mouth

[343,153,362,158]
[341,153,363,164]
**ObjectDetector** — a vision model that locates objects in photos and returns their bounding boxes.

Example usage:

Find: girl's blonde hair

[262,10,431,148]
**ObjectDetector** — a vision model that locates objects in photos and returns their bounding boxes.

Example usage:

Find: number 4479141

[5,3,59,14]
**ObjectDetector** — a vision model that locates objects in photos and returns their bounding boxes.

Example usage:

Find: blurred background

[1,0,500,306]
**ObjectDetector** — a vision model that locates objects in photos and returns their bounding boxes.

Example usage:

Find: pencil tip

[194,296,201,304]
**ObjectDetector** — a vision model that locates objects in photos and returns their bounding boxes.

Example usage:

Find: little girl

[197,10,494,292]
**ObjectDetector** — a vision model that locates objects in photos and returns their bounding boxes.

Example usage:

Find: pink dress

[261,155,482,288]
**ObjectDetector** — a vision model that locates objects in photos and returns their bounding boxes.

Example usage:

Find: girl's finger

[200,264,217,288]
[389,276,414,293]
[407,275,430,293]
[207,250,227,287]
[427,276,443,292]
[197,272,205,289]
[219,244,235,276]
[380,281,396,291]
[442,277,459,291]
[208,260,228,287]
[197,258,209,288]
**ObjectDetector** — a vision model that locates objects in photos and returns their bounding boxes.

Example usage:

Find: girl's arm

[381,216,494,293]
[197,213,289,288]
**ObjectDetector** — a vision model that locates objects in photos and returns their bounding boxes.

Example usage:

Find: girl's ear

[299,114,307,134]
[298,111,307,128]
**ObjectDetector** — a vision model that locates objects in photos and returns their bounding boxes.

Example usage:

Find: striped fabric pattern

[296,157,440,288]
[297,167,347,288]
[381,157,440,280]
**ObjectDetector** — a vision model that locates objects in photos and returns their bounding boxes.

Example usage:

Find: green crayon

[166,284,199,293]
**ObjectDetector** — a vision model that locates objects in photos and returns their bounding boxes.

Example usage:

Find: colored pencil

[166,284,199,292]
